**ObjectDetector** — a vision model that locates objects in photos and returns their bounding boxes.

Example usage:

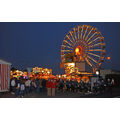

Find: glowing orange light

[106,56,111,60]
[75,46,83,56]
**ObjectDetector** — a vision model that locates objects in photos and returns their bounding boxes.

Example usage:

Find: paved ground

[0,87,120,98]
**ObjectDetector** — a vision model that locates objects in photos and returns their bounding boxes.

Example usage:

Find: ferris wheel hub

[75,46,83,55]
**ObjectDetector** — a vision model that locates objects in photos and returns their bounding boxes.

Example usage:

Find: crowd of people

[10,77,46,97]
[10,77,115,97]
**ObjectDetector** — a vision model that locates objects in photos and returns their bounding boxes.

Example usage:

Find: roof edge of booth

[0,59,12,65]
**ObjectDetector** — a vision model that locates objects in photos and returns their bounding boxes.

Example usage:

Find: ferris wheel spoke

[84,56,93,67]
[73,28,77,41]
[72,35,76,43]
[61,45,73,49]
[63,40,73,47]
[88,37,101,45]
[61,49,72,52]
[87,32,98,43]
[80,26,84,40]
[85,27,93,41]
[83,26,88,40]
[87,49,103,52]
[87,55,98,64]
[87,52,100,58]
[69,31,76,42]
[88,42,102,48]
[66,35,74,44]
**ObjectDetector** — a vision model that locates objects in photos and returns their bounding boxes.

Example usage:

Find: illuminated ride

[60,25,106,75]
[10,67,55,80]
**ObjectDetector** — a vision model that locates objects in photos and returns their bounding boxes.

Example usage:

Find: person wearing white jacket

[20,83,25,98]
[11,79,16,94]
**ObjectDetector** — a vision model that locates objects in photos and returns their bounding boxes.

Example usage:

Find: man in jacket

[51,79,56,97]
[46,79,52,96]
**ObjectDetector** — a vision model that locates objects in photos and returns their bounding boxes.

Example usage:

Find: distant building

[100,69,120,79]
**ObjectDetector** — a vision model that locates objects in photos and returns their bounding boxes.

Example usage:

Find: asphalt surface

[0,87,120,98]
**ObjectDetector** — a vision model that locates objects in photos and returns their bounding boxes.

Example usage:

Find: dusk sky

[0,22,120,74]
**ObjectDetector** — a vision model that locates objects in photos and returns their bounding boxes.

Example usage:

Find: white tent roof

[0,59,12,65]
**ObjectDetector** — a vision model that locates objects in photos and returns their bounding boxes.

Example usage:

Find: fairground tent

[0,59,11,92]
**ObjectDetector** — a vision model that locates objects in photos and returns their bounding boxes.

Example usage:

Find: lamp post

[96,71,99,76]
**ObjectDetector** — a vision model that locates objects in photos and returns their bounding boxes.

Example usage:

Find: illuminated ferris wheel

[61,25,106,73]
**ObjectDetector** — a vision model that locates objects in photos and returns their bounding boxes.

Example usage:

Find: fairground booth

[0,59,11,92]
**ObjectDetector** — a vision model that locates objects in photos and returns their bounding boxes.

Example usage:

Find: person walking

[81,81,85,95]
[42,79,46,91]
[111,78,115,95]
[16,77,22,94]
[25,79,29,94]
[78,81,82,93]
[20,82,25,98]
[40,79,43,92]
[107,79,112,95]
[10,78,16,94]
[59,79,64,92]
[35,78,40,94]
[51,79,56,97]
[71,80,75,92]
[55,79,59,92]
[15,82,20,97]
[66,80,69,92]
[27,78,31,93]
[31,79,36,93]
[74,79,78,93]
[68,80,72,92]
[46,79,52,96]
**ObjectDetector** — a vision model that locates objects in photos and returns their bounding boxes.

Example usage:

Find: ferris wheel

[61,25,106,73]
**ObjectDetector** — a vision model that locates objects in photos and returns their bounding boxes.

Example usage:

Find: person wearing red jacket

[46,79,52,96]
[51,79,56,96]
